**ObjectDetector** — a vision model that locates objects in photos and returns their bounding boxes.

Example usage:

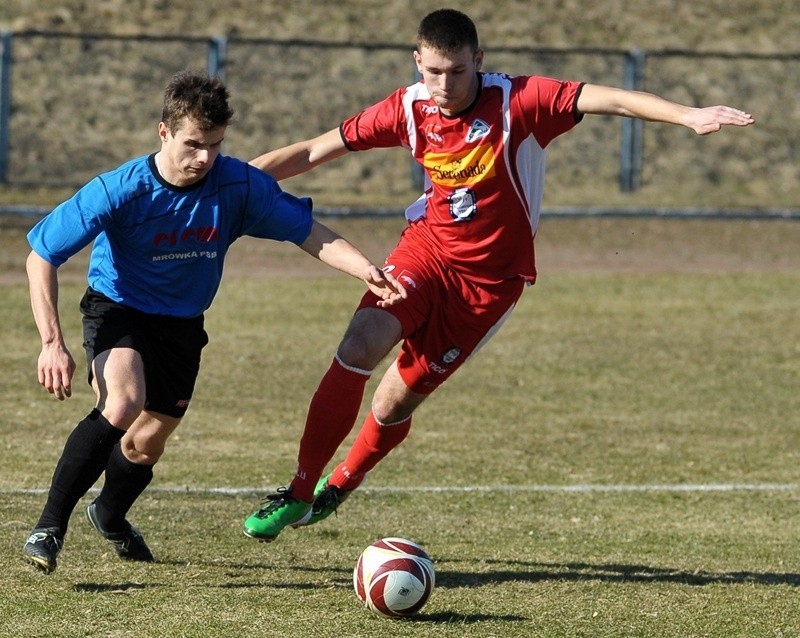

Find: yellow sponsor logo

[424,143,496,187]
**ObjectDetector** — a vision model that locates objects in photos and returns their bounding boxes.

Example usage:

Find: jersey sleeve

[27,177,113,267]
[512,76,584,148]
[240,167,314,245]
[340,88,410,151]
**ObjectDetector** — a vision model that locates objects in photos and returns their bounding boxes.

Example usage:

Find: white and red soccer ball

[353,537,435,619]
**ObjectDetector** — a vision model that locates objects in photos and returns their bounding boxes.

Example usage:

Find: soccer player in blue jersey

[21,70,406,574]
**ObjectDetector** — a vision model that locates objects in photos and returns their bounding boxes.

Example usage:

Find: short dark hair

[416,9,479,54]
[161,70,234,133]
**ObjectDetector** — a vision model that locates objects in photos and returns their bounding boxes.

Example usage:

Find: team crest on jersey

[441,348,461,364]
[465,119,491,143]
[448,187,477,222]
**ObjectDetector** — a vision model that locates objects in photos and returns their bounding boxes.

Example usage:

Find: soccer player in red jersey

[243,8,754,541]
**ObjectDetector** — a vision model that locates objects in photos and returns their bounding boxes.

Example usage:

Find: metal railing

[0,30,796,205]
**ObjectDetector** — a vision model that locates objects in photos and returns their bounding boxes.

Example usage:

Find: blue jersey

[28,154,314,318]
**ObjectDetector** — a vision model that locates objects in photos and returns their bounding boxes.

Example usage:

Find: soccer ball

[353,537,435,619]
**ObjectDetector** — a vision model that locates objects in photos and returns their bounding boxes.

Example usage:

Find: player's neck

[154,152,167,180]
[440,73,481,117]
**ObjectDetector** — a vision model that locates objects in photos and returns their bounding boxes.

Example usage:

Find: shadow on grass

[435,559,800,588]
[70,555,800,627]
[412,611,527,623]
[124,556,800,589]
[74,582,154,593]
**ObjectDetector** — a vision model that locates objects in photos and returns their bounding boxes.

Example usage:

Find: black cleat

[23,527,64,574]
[86,500,154,562]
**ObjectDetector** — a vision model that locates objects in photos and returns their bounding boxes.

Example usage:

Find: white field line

[2,483,799,496]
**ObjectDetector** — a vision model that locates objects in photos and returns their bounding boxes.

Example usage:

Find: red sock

[290,357,371,502]
[330,409,412,491]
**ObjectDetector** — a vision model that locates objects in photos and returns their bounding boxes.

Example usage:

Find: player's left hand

[684,105,755,135]
[363,265,407,307]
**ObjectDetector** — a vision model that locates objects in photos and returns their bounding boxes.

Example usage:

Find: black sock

[36,409,125,533]
[93,443,154,531]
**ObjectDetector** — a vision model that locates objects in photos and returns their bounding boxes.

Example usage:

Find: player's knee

[372,405,414,425]
[99,401,144,430]
[371,391,424,425]
[337,333,382,370]
[120,436,164,465]
[337,309,401,370]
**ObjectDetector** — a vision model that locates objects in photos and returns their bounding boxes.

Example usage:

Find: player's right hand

[37,342,76,400]
[363,265,408,308]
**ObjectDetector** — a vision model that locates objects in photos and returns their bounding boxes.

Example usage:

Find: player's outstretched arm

[299,220,407,307]
[249,128,349,180]
[576,84,755,134]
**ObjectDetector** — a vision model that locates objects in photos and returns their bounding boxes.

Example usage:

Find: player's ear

[157,121,169,144]
[474,49,484,71]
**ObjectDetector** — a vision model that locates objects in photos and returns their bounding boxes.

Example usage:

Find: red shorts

[358,223,525,394]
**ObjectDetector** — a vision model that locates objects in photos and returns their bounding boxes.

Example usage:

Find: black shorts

[80,288,209,418]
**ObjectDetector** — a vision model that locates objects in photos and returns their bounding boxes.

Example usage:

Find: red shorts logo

[397,270,419,289]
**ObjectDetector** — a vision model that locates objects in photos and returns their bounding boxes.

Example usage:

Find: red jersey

[340,72,583,283]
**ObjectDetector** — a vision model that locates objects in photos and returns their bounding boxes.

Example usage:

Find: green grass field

[1,216,799,637]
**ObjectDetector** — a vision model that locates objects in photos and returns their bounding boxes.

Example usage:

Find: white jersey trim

[401,83,433,222]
